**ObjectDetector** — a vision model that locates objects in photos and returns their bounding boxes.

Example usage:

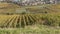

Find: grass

[20,25,60,34]
[0,28,20,34]
[0,25,60,34]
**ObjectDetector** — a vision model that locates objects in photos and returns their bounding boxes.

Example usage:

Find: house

[0,0,60,6]
[0,0,5,2]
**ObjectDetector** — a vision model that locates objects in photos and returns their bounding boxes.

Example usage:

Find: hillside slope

[0,3,60,14]
[25,4,60,13]
[0,2,20,13]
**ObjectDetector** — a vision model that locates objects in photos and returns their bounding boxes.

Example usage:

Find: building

[0,0,60,6]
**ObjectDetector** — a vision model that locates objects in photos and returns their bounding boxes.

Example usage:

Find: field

[0,2,60,34]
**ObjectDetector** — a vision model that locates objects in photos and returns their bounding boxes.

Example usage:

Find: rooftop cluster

[0,0,60,6]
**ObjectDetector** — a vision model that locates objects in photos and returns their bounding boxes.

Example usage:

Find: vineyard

[0,2,60,34]
[0,4,60,28]
[0,14,38,28]
[0,13,60,28]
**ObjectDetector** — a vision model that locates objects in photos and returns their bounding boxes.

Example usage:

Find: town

[0,0,60,6]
